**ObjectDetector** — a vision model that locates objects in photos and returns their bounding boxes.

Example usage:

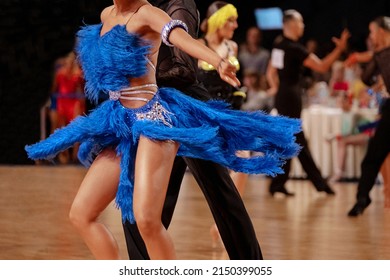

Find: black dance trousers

[122,156,263,260]
[270,130,328,190]
[356,99,390,199]
[272,88,327,189]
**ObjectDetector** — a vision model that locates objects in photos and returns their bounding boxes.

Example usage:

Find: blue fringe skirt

[26,87,301,222]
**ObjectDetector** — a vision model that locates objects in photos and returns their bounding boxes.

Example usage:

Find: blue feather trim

[76,24,151,103]
[26,88,301,223]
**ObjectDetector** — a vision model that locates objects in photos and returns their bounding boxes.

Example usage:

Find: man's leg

[269,159,294,196]
[185,158,263,260]
[296,131,335,194]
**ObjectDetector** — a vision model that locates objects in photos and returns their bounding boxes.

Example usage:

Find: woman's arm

[230,40,238,57]
[345,51,374,67]
[140,5,240,87]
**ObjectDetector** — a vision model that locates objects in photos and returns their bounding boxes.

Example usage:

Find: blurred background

[1,0,389,164]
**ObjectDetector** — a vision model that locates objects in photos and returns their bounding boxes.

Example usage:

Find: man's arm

[303,29,350,73]
[266,61,279,96]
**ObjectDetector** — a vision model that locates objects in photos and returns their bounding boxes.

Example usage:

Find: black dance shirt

[362,46,390,91]
[271,35,309,87]
[152,0,209,101]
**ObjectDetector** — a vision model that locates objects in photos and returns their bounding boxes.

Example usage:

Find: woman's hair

[200,1,229,33]
[372,16,390,32]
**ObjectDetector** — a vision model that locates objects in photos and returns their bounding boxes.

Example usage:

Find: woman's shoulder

[225,39,237,48]
[226,40,238,54]
[136,3,163,19]
[101,5,115,23]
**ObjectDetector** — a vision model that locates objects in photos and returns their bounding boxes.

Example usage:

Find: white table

[290,105,378,179]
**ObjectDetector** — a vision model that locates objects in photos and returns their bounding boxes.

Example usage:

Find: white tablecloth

[290,105,378,179]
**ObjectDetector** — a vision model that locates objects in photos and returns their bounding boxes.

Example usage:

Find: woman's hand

[345,51,374,66]
[217,59,240,87]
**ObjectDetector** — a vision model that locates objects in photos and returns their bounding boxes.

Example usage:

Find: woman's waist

[109,82,159,109]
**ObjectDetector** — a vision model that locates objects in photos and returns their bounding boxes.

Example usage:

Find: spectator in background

[197,1,245,110]
[241,69,273,113]
[329,61,349,96]
[327,93,377,183]
[51,52,85,163]
[328,61,349,107]
[302,38,319,89]
[239,26,270,75]
[197,0,248,244]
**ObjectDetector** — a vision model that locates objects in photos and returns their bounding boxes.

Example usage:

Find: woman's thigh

[133,137,179,221]
[71,148,120,218]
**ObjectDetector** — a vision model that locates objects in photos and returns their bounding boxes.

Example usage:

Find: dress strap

[147,59,156,72]
[123,84,158,91]
[224,40,235,57]
[124,4,145,26]
[119,96,150,102]
[109,84,158,102]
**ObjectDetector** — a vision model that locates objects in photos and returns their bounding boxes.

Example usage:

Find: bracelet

[161,20,189,47]
[217,58,228,73]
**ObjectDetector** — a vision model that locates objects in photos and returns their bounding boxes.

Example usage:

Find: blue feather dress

[26,24,301,222]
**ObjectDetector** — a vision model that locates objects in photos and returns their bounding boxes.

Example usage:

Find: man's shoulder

[165,0,197,14]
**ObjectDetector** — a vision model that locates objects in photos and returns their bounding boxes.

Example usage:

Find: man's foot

[315,184,336,195]
[348,197,371,216]
[321,185,336,195]
[269,185,295,197]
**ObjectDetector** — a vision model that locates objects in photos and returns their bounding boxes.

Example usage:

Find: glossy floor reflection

[1,165,389,260]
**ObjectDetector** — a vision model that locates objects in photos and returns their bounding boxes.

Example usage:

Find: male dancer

[122,0,262,260]
[266,10,349,196]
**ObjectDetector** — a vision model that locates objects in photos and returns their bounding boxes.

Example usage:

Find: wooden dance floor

[1,165,390,260]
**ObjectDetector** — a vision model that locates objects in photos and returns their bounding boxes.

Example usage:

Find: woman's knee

[69,202,96,230]
[134,212,162,238]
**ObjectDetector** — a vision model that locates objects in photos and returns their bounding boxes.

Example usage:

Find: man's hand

[332,29,350,52]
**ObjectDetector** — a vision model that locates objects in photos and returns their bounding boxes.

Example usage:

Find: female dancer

[26,0,300,259]
[197,2,248,243]
[344,17,390,215]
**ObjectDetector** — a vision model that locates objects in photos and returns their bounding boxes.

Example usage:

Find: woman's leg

[230,172,248,196]
[340,134,369,170]
[69,148,121,259]
[133,136,179,260]
[381,154,390,208]
[230,150,251,195]
[331,134,369,182]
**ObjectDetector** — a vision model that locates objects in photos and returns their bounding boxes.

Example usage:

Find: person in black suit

[266,10,350,196]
